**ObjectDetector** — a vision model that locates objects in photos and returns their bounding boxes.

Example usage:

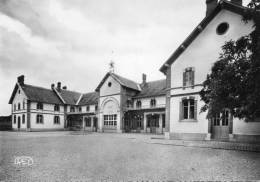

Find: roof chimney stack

[62,86,67,90]
[142,74,147,85]
[230,0,242,6]
[17,75,24,86]
[51,83,55,89]
[57,82,61,92]
[206,0,218,16]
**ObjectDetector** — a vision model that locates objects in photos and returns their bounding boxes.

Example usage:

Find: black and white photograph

[0,0,260,181]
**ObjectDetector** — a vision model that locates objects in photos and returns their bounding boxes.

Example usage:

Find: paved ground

[0,131,260,181]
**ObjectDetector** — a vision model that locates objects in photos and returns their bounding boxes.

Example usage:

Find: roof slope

[134,79,166,98]
[96,72,140,91]
[159,0,254,73]
[22,84,63,104]
[111,73,140,91]
[59,89,81,105]
[78,92,98,105]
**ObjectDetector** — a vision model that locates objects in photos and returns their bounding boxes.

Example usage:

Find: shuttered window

[183,67,195,87]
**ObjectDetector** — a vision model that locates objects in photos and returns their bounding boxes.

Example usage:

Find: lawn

[0,131,260,181]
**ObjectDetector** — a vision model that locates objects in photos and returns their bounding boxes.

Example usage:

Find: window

[216,22,229,35]
[86,106,90,112]
[23,101,25,110]
[183,67,195,87]
[108,82,112,87]
[95,105,98,111]
[18,103,20,110]
[150,99,156,108]
[22,114,25,124]
[79,107,82,112]
[54,116,60,124]
[103,114,117,127]
[222,110,229,126]
[180,98,197,120]
[14,115,16,124]
[85,117,91,127]
[37,102,43,110]
[36,114,43,124]
[70,106,75,112]
[126,99,132,108]
[212,110,229,126]
[54,104,60,112]
[136,100,142,109]
[14,104,16,111]
[213,113,221,126]
[18,90,20,94]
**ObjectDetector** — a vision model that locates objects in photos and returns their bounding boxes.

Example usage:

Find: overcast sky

[0,0,250,115]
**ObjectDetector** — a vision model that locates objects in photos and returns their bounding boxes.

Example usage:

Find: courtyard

[0,131,260,181]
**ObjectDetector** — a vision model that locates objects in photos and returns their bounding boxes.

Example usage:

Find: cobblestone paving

[0,131,260,181]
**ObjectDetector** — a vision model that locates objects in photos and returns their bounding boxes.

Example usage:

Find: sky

[0,0,250,115]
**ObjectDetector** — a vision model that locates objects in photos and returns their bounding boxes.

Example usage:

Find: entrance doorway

[212,110,230,140]
[17,116,21,130]
[148,114,159,133]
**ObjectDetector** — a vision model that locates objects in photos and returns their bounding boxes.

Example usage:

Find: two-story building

[160,0,260,142]
[9,73,166,134]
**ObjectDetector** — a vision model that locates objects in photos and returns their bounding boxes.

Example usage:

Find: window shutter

[179,101,183,121]
[194,100,198,120]
[191,70,195,88]
[183,72,186,87]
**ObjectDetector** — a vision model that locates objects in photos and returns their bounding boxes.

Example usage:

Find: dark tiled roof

[111,73,140,91]
[160,0,253,73]
[22,84,63,104]
[96,72,140,92]
[59,89,81,105]
[78,92,98,106]
[134,79,166,98]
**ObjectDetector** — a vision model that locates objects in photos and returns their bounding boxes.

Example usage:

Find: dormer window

[86,106,90,112]
[126,99,133,108]
[95,105,98,111]
[136,100,142,109]
[23,101,25,110]
[150,99,156,108]
[18,103,21,110]
[14,104,16,111]
[37,102,43,110]
[79,107,82,112]
[70,106,75,112]
[54,104,60,111]
[183,67,195,87]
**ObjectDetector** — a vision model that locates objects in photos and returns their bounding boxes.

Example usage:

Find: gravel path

[0,132,260,181]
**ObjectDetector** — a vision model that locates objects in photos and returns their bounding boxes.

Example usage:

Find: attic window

[18,90,20,94]
[216,22,229,35]
[108,82,112,87]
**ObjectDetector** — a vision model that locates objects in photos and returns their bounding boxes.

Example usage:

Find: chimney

[57,82,61,91]
[62,86,67,90]
[230,0,242,6]
[51,83,55,89]
[206,0,218,16]
[142,74,147,84]
[17,75,24,86]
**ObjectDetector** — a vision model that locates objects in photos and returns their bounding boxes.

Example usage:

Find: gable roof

[9,84,63,104]
[134,79,166,98]
[95,72,141,92]
[159,0,254,74]
[59,89,82,105]
[78,92,98,106]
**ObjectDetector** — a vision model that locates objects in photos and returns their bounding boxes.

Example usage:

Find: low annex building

[8,0,260,142]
